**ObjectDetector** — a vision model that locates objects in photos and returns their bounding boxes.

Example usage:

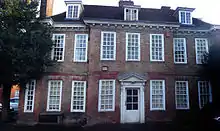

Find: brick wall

[18,25,213,124]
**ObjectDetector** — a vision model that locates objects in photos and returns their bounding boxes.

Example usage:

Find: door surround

[118,73,146,123]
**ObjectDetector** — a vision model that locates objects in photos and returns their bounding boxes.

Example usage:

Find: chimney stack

[40,0,47,18]
[119,0,134,7]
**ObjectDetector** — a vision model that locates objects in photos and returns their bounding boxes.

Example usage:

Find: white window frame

[71,81,86,112]
[46,80,63,112]
[73,34,88,62]
[126,33,141,61]
[51,34,66,62]
[124,8,139,21]
[100,31,116,60]
[98,79,116,112]
[150,80,166,111]
[175,81,190,110]
[173,38,187,64]
[198,81,212,109]
[150,34,165,62]
[66,4,80,19]
[195,38,209,64]
[24,80,36,113]
[178,11,193,25]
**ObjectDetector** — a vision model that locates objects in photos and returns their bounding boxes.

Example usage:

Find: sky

[53,0,220,25]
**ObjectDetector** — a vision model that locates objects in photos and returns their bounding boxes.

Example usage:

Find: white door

[124,88,140,123]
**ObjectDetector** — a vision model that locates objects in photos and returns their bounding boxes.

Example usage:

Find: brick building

[17,0,220,125]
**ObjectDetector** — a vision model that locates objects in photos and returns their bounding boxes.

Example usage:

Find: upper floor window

[195,38,208,64]
[150,34,164,61]
[198,81,212,108]
[66,4,80,19]
[173,38,187,64]
[126,33,140,61]
[179,11,192,25]
[74,34,88,62]
[124,8,138,21]
[52,34,65,62]
[100,32,116,60]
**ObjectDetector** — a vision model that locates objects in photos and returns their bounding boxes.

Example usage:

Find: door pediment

[118,72,146,82]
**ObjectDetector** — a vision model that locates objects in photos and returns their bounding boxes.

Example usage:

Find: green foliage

[0,0,54,86]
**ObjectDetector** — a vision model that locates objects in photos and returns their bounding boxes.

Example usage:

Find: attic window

[66,4,80,19]
[124,8,138,21]
[179,11,192,25]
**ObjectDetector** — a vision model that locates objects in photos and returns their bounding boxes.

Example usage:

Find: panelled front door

[123,88,140,123]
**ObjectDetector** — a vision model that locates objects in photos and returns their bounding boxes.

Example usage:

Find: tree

[0,0,54,121]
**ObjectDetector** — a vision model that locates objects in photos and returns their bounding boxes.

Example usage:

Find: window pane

[47,80,62,111]
[127,33,140,61]
[52,34,65,61]
[101,32,115,60]
[24,80,36,112]
[151,35,164,61]
[71,81,86,112]
[196,39,208,64]
[99,80,115,111]
[175,81,189,109]
[74,34,88,61]
[174,38,187,63]
[151,80,165,110]
[198,81,211,108]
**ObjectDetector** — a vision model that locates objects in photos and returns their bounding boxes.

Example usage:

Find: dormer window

[66,4,80,19]
[124,8,138,21]
[179,11,192,25]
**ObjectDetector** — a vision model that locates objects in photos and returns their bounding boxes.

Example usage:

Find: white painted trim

[66,4,81,19]
[150,34,165,62]
[52,34,66,62]
[46,80,63,112]
[24,80,36,113]
[53,23,86,28]
[98,80,116,112]
[175,81,190,110]
[71,81,86,112]
[195,38,209,64]
[173,38,187,64]
[124,8,139,21]
[178,11,193,25]
[120,82,145,123]
[100,31,116,60]
[84,20,180,28]
[125,33,141,61]
[73,34,88,62]
[150,80,166,111]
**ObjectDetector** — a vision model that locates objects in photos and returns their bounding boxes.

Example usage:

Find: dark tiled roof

[51,4,212,29]
[83,5,177,23]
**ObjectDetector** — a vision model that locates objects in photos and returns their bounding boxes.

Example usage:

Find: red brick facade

[16,2,220,125]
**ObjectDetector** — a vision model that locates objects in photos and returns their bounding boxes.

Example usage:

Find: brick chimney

[119,0,134,7]
[40,0,47,18]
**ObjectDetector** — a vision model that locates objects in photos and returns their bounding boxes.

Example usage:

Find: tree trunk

[1,84,11,122]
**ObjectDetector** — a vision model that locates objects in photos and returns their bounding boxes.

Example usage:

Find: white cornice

[53,23,86,28]
[84,20,180,28]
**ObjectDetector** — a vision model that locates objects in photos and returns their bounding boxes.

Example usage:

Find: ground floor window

[98,80,116,112]
[150,80,166,110]
[175,81,189,109]
[24,80,36,112]
[47,80,62,111]
[198,81,212,108]
[71,81,86,112]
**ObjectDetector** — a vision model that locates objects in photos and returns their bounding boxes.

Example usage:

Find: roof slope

[51,4,212,29]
